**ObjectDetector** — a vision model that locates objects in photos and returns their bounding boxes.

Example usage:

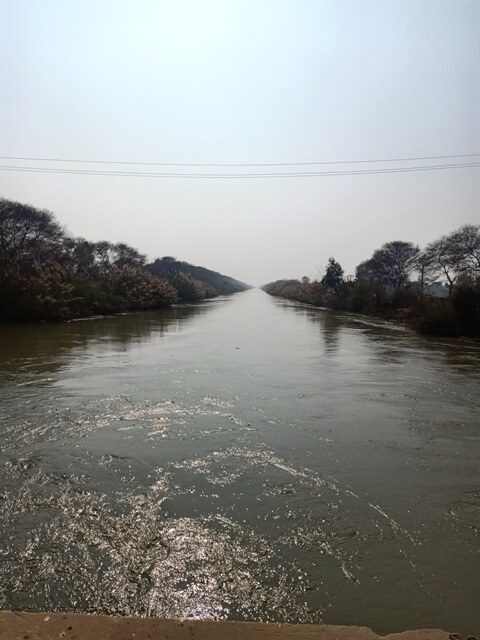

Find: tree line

[0,198,249,322]
[262,225,480,337]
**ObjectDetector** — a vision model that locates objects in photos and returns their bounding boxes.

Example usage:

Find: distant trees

[148,256,250,295]
[357,226,479,298]
[59,237,174,316]
[262,279,325,306]
[263,224,479,337]
[170,272,217,302]
[0,197,248,322]
[62,239,147,282]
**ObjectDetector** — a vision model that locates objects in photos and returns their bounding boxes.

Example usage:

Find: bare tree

[414,250,440,297]
[449,224,480,278]
[424,225,480,295]
[356,241,419,294]
[0,198,63,264]
[425,236,459,295]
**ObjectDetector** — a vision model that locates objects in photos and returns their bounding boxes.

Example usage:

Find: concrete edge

[0,612,452,640]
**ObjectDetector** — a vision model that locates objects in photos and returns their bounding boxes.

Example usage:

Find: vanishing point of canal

[0,289,479,634]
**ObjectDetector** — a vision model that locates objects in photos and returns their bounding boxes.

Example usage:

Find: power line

[0,152,479,168]
[0,161,479,178]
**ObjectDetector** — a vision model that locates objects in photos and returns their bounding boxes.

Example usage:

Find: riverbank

[261,280,480,337]
[0,198,251,323]
[0,612,452,640]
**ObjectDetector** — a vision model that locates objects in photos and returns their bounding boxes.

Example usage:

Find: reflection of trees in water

[276,299,480,372]
[278,302,341,355]
[318,311,342,353]
[417,334,480,373]
[307,310,341,354]
[0,304,208,376]
[345,315,480,372]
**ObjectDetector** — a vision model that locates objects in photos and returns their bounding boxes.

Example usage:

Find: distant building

[425,282,449,297]
[408,281,449,297]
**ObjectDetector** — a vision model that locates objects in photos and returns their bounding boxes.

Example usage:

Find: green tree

[321,258,344,290]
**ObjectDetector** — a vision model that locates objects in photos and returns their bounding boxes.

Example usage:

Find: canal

[0,289,479,633]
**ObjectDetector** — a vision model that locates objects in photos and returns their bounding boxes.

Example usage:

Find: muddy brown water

[0,289,479,633]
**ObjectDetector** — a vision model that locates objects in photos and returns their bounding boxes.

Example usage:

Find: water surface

[0,289,479,633]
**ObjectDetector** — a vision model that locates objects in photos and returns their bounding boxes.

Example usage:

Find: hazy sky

[1,0,479,284]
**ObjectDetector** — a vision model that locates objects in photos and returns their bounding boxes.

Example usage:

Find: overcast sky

[1,0,479,284]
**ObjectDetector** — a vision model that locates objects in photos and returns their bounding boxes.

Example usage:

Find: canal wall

[0,612,451,640]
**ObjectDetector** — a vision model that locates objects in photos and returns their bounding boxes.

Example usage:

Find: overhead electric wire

[0,161,479,178]
[0,152,479,168]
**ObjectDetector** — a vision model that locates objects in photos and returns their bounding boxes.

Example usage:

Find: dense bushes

[169,272,217,302]
[414,305,459,337]
[0,197,248,322]
[452,284,480,336]
[262,280,325,306]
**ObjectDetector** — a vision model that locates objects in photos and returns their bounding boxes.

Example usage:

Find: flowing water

[0,289,479,634]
